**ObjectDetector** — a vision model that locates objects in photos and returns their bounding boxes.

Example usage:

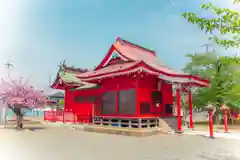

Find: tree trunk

[9,105,24,129]
[214,110,223,130]
[182,108,188,127]
[16,114,23,129]
[215,113,222,125]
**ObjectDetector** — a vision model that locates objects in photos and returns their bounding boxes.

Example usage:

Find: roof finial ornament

[59,60,67,75]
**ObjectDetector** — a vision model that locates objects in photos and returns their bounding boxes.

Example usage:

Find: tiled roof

[74,83,98,90]
[114,39,185,75]
[52,38,209,87]
[58,70,81,84]
[51,69,97,89]
[77,61,140,78]
[63,64,88,73]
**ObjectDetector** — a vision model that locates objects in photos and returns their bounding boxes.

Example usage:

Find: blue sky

[0,0,239,91]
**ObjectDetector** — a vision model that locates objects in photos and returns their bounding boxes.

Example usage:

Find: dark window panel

[118,89,136,115]
[73,96,86,103]
[88,96,98,103]
[152,91,162,104]
[140,102,151,114]
[165,104,173,114]
[101,91,117,115]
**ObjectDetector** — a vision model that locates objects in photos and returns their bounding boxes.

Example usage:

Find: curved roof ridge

[116,37,156,56]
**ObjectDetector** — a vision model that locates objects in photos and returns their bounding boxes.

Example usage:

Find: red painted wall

[65,75,138,118]
[137,74,173,117]
[65,73,173,119]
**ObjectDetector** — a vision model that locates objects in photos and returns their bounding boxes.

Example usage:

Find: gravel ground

[0,126,239,160]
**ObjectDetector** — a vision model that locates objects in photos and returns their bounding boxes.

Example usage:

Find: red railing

[44,111,92,124]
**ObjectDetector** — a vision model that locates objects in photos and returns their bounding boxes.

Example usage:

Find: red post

[44,111,46,121]
[63,111,65,123]
[188,88,194,129]
[208,111,214,138]
[223,110,228,133]
[176,87,182,133]
[73,112,76,124]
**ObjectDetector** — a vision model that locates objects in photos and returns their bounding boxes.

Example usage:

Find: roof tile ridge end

[116,37,156,55]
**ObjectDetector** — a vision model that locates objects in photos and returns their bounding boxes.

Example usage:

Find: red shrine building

[51,38,209,132]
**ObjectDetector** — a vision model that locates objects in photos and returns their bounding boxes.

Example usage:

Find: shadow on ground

[24,126,46,131]
[0,126,46,131]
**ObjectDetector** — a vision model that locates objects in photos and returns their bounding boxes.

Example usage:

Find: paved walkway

[0,126,240,160]
[183,130,240,140]
[41,122,240,142]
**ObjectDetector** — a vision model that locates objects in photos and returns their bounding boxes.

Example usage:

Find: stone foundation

[84,125,161,137]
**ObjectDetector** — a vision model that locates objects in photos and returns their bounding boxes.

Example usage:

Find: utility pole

[201,43,213,53]
[4,56,13,78]
[49,76,52,87]
[3,56,13,128]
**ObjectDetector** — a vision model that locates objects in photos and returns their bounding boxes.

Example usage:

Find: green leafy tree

[183,52,240,123]
[58,99,64,108]
[182,0,240,48]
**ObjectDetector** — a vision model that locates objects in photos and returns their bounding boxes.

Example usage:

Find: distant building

[48,92,64,104]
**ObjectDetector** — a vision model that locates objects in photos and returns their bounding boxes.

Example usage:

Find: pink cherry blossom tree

[0,77,47,129]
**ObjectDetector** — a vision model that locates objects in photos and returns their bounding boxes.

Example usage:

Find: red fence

[44,111,92,124]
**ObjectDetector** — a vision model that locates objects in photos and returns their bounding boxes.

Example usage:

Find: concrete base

[84,125,162,137]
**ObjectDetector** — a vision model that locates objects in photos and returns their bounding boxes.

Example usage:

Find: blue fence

[7,109,44,117]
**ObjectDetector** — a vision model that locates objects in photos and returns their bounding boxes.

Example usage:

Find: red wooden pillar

[135,75,140,117]
[221,104,229,133]
[64,88,67,112]
[63,110,65,123]
[208,111,214,138]
[176,85,182,133]
[188,87,194,129]
[116,92,119,113]
[44,111,46,121]
[223,110,228,133]
[73,112,76,124]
